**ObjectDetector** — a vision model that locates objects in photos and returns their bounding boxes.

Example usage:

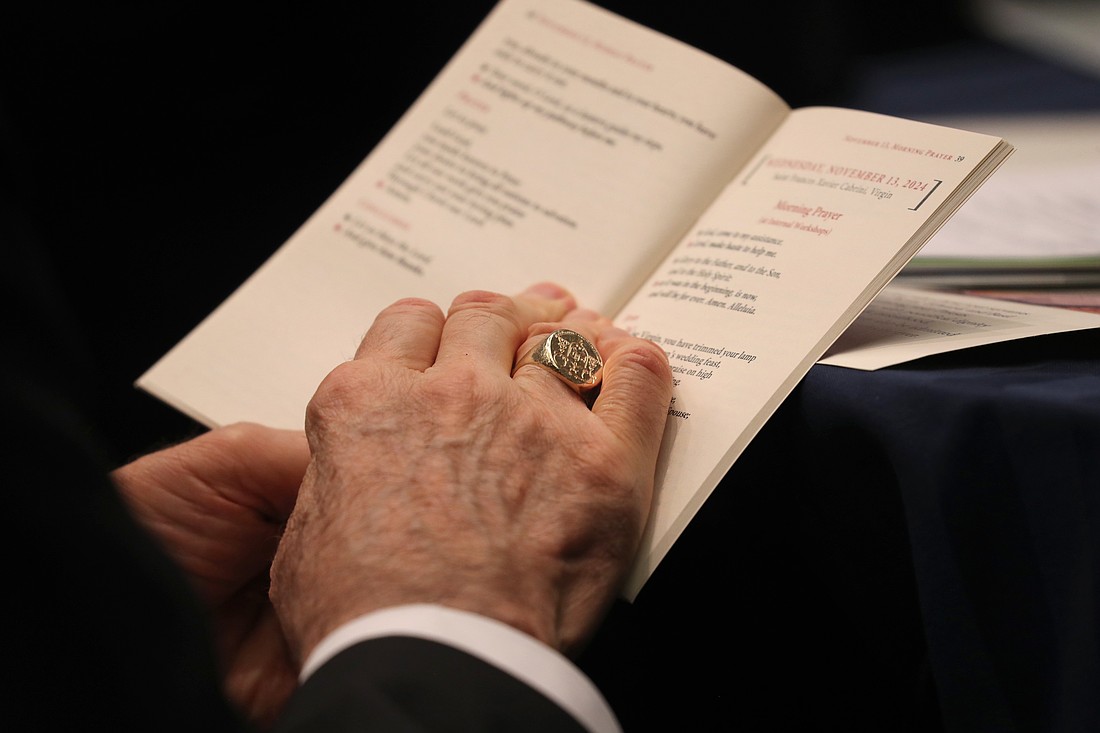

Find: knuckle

[380,297,444,327]
[305,361,370,432]
[448,289,513,312]
[382,297,444,322]
[609,341,673,392]
[624,339,672,376]
[370,298,444,340]
[447,290,523,332]
[311,360,364,403]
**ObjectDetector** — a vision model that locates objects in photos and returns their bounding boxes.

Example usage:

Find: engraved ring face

[514,328,603,391]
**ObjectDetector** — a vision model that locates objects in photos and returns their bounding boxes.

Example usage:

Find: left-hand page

[136,0,787,430]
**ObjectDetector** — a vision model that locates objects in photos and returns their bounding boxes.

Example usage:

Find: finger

[560,307,605,324]
[590,328,673,464]
[207,423,311,521]
[434,282,575,371]
[353,297,446,370]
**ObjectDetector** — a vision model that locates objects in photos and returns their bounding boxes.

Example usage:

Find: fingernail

[524,282,570,300]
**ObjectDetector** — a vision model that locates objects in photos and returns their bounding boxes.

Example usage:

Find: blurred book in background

[898,111,1100,310]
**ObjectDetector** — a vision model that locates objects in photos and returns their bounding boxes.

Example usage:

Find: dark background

[6,2,1093,730]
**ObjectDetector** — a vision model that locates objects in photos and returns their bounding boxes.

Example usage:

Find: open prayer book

[137,0,1013,599]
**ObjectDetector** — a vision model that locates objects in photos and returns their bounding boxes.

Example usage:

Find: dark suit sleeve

[6,379,240,725]
[4,193,249,731]
[275,637,590,733]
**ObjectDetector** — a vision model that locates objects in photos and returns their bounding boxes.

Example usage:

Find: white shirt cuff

[299,603,622,733]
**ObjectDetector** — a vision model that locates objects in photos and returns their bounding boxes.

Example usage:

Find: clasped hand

[113,282,672,727]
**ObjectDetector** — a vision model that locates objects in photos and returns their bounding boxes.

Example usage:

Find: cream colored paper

[819,285,1100,370]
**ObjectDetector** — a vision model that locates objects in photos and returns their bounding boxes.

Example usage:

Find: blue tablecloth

[802,332,1100,731]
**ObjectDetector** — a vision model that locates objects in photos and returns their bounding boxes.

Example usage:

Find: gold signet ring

[512,328,603,392]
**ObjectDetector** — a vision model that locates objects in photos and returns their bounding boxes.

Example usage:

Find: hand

[270,283,672,664]
[112,423,310,729]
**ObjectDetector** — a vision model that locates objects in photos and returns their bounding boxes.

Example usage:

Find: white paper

[819,284,1100,370]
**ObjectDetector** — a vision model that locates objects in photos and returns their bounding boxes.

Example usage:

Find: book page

[616,107,1010,597]
[137,0,788,430]
[818,284,1100,370]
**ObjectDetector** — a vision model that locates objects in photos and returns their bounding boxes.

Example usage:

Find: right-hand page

[617,107,1012,598]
